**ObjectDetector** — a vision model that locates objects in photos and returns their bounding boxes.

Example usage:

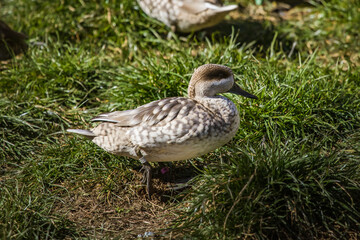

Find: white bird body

[136,0,238,32]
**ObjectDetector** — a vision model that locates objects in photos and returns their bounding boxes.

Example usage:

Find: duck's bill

[228,83,258,99]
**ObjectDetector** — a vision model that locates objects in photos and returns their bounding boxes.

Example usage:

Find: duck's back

[90,96,239,162]
[136,0,237,32]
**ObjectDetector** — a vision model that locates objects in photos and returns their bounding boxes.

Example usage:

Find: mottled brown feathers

[91,97,197,127]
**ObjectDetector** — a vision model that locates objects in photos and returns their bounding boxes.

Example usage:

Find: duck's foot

[140,160,152,198]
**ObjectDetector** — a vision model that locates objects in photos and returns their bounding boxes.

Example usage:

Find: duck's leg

[139,157,152,198]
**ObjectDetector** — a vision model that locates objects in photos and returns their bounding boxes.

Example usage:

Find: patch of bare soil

[53,165,196,239]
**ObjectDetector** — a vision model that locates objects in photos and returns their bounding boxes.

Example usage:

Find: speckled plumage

[91,95,239,162]
[67,64,257,196]
[136,0,238,32]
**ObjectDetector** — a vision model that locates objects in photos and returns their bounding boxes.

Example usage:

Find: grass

[1,0,360,238]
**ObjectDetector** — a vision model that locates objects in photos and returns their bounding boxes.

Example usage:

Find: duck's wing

[91,97,198,127]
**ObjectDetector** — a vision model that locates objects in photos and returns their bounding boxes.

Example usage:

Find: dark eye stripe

[204,70,230,80]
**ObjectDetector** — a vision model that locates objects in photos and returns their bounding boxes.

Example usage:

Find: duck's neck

[194,95,238,121]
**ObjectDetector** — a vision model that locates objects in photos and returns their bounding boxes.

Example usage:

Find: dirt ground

[53,164,196,238]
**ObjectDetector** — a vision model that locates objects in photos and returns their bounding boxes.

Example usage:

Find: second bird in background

[0,20,28,60]
[137,0,238,32]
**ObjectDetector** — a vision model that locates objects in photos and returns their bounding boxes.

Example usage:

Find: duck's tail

[67,129,96,139]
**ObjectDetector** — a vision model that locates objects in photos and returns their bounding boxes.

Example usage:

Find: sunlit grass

[1,0,359,238]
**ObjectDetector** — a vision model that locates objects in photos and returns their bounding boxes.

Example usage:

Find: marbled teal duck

[67,64,257,196]
[136,0,238,32]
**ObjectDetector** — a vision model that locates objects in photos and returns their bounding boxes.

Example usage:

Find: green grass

[1,0,360,238]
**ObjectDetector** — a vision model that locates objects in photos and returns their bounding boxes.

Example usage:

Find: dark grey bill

[227,83,258,99]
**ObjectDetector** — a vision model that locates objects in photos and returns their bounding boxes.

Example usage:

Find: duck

[136,0,238,32]
[67,64,257,197]
[0,20,28,60]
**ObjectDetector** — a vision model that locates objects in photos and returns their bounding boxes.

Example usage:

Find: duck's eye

[217,73,227,79]
[204,70,229,80]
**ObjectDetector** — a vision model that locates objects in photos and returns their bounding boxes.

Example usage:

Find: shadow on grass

[137,162,206,203]
[199,18,297,56]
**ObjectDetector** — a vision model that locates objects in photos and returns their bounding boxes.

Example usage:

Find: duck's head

[188,64,258,99]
